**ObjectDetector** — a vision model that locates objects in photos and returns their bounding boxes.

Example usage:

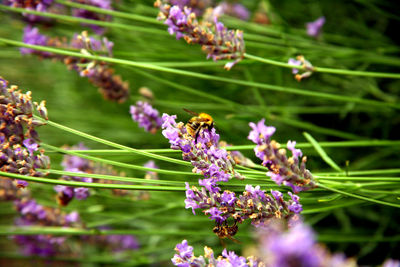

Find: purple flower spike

[249,119,315,192]
[161,113,243,192]
[156,1,245,70]
[71,0,112,34]
[21,26,51,56]
[0,76,50,185]
[306,16,326,38]
[130,101,163,133]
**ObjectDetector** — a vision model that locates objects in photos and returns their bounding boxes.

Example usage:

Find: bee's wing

[183,108,199,116]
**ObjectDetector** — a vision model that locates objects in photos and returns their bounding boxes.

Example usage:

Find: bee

[213,220,241,245]
[183,109,214,143]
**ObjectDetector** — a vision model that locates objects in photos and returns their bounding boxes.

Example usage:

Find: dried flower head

[0,76,50,187]
[21,27,129,102]
[155,1,245,70]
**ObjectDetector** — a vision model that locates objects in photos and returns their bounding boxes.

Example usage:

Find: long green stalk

[1,38,399,109]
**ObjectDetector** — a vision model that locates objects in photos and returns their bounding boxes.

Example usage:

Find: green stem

[0,171,186,191]
[303,132,343,172]
[316,176,400,181]
[40,118,192,167]
[317,182,400,208]
[245,53,400,79]
[44,169,184,186]
[1,38,398,109]
[41,143,197,176]
[0,5,166,35]
[55,0,163,25]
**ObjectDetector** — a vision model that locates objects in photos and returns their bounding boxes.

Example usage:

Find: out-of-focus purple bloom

[12,198,80,257]
[130,101,163,134]
[288,58,302,74]
[156,2,245,70]
[306,16,325,38]
[7,0,54,22]
[383,259,400,267]
[0,76,50,187]
[288,56,313,81]
[71,0,112,34]
[0,178,29,201]
[260,222,322,267]
[248,119,315,192]
[20,26,51,56]
[105,234,140,253]
[55,143,93,205]
[212,1,250,21]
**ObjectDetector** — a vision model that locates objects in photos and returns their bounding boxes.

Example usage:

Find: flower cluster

[306,16,326,38]
[130,101,163,134]
[288,55,314,81]
[171,240,262,266]
[257,221,357,267]
[172,221,358,267]
[54,143,93,205]
[84,227,140,253]
[155,0,245,70]
[185,183,302,227]
[162,113,243,190]
[249,119,315,192]
[7,0,54,22]
[0,178,30,201]
[13,198,80,257]
[71,0,112,34]
[21,27,129,102]
[0,76,50,188]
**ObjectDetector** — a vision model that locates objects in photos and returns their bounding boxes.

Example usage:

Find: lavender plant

[0,0,400,265]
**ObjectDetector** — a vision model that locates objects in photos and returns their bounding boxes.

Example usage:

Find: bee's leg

[194,128,201,143]
[228,236,241,244]
[219,238,227,248]
[208,121,214,130]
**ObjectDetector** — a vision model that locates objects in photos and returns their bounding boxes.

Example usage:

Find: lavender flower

[172,240,262,266]
[248,119,315,192]
[212,1,250,21]
[0,178,29,201]
[71,0,112,34]
[0,76,50,187]
[13,198,80,257]
[55,143,93,205]
[155,1,245,70]
[287,56,313,81]
[7,0,54,22]
[21,28,129,102]
[306,16,325,38]
[161,113,243,191]
[185,182,302,227]
[130,101,163,134]
[258,221,357,267]
[383,259,400,267]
